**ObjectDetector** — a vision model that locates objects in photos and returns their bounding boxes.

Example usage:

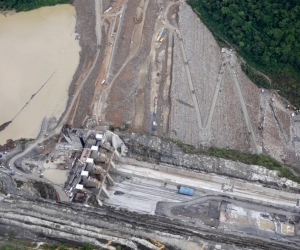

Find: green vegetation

[109,123,129,132]
[18,138,33,144]
[18,138,34,150]
[187,0,300,107]
[40,243,93,250]
[15,180,24,188]
[0,247,23,250]
[170,139,300,184]
[241,64,270,89]
[80,244,94,250]
[0,0,71,12]
[32,181,56,200]
[0,235,112,250]
[0,228,122,250]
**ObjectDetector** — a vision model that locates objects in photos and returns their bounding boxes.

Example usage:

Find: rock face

[0,184,299,250]
[121,133,300,191]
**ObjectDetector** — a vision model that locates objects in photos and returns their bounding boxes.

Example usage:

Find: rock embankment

[120,133,300,191]
[0,192,299,250]
[0,163,299,249]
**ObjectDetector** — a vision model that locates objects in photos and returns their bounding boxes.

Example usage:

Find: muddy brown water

[0,5,80,144]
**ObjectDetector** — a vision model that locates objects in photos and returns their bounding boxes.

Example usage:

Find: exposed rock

[120,132,300,191]
[19,182,39,197]
[0,193,299,250]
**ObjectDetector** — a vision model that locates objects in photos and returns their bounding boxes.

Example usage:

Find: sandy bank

[0,4,80,144]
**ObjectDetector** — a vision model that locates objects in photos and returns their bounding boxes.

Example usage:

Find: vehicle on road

[178,185,194,196]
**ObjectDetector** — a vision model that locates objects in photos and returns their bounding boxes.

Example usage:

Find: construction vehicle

[150,239,165,249]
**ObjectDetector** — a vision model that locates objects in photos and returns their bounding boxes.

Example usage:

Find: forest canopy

[187,0,300,107]
[0,0,71,12]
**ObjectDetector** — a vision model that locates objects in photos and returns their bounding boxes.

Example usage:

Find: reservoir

[0,5,80,144]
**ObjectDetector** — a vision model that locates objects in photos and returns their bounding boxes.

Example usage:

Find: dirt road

[228,53,260,153]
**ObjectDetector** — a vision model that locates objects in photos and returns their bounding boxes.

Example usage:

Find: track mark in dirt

[176,99,194,108]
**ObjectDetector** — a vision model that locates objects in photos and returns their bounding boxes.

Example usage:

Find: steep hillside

[167,2,300,169]
[187,0,300,108]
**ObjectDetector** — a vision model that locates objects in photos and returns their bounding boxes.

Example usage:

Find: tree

[187,0,300,107]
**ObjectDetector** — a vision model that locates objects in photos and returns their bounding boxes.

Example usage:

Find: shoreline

[57,0,98,127]
[0,4,81,145]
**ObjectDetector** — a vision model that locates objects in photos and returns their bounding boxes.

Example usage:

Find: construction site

[1,0,300,249]
[1,124,300,249]
[56,0,300,169]
[61,126,127,205]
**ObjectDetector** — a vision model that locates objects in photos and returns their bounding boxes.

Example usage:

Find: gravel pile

[179,4,221,126]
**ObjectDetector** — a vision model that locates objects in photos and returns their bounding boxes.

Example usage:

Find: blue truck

[178,186,194,196]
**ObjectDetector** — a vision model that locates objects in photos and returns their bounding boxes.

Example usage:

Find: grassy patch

[15,180,24,188]
[241,64,270,89]
[18,138,34,150]
[0,236,103,250]
[109,123,129,132]
[32,181,56,200]
[170,139,300,184]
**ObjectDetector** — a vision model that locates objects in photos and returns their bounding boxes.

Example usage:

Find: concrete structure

[64,128,125,203]
[81,176,100,188]
[81,171,89,177]
[75,184,88,193]
[61,125,83,150]
[86,165,105,175]
[76,184,84,190]
[90,145,99,158]
[86,158,94,168]
[102,130,128,159]
[96,134,103,140]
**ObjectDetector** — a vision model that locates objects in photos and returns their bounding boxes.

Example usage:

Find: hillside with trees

[0,0,70,12]
[187,0,300,107]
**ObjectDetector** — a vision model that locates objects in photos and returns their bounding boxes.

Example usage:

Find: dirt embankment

[72,25,107,127]
[58,0,97,126]
[104,0,159,127]
[109,1,140,80]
